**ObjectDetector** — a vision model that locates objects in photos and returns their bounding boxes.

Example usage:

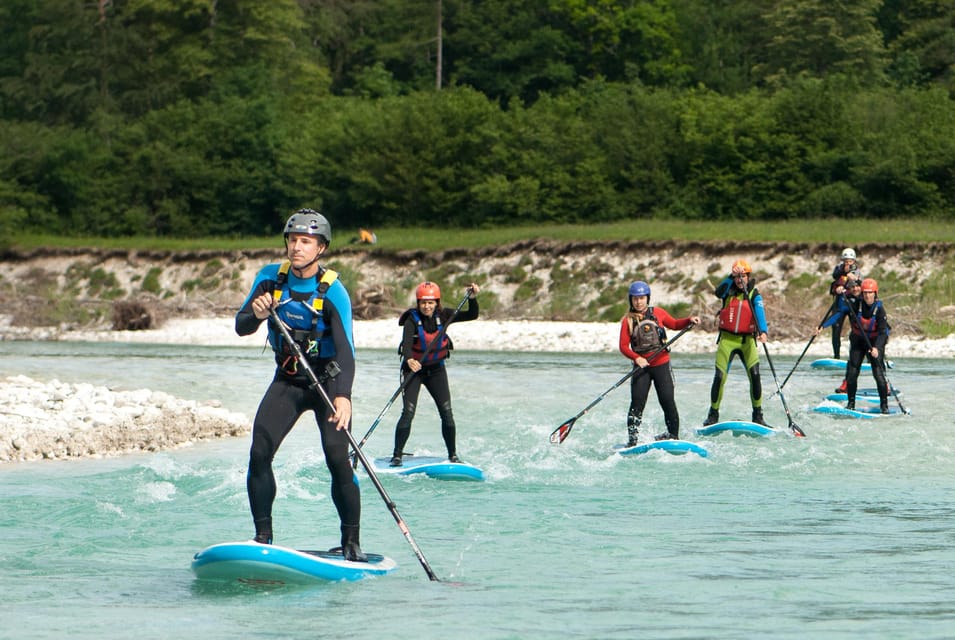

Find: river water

[1,342,953,639]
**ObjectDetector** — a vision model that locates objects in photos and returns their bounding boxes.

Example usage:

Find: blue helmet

[628,281,651,298]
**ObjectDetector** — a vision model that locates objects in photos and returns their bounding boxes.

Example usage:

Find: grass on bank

[8,218,955,253]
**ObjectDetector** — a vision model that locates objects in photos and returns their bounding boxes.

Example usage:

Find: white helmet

[841,248,856,261]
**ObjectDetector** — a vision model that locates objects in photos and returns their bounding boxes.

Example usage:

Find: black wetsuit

[392,298,479,459]
[829,262,861,359]
[845,300,890,409]
[235,264,359,541]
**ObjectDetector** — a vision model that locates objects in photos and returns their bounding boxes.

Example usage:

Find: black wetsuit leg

[247,376,360,531]
[649,363,679,437]
[420,365,457,457]
[393,370,424,456]
[831,316,846,359]
[629,369,651,419]
[845,336,866,402]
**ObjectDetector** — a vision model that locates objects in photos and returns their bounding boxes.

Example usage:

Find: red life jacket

[719,293,756,335]
[852,301,884,340]
[409,309,451,363]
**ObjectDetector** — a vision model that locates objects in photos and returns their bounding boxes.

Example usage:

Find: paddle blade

[790,423,806,437]
[549,419,576,444]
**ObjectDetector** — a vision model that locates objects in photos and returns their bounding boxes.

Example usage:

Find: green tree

[880,0,955,90]
[445,0,577,103]
[756,0,887,86]
[549,0,689,86]
[671,0,775,94]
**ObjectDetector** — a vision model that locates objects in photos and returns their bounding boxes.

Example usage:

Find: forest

[2,0,955,238]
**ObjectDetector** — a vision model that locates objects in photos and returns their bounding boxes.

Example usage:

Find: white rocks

[0,375,250,463]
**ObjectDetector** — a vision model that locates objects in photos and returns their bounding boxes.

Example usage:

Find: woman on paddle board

[829,248,862,363]
[703,259,772,427]
[235,209,366,562]
[618,281,700,445]
[817,278,890,413]
[389,281,480,467]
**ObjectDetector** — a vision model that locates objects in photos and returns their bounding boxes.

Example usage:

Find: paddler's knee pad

[437,401,455,426]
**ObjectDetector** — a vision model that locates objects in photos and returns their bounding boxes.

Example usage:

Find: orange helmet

[415,281,441,301]
[861,278,878,293]
[731,259,752,275]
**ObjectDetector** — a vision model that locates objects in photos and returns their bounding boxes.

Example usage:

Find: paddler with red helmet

[389,280,481,466]
[817,277,891,413]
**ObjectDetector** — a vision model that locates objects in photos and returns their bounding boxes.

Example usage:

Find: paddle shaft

[549,324,693,444]
[840,293,908,414]
[776,300,838,393]
[760,341,806,437]
[268,309,441,581]
[351,288,474,467]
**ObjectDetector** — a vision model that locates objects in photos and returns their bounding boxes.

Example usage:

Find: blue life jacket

[268,261,339,359]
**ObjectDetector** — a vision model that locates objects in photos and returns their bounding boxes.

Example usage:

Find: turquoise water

[2,342,954,639]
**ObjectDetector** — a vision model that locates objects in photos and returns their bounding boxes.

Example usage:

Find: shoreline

[38,316,955,357]
[3,317,952,463]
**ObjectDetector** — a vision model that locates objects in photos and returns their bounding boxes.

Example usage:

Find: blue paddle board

[192,542,397,584]
[826,393,880,403]
[614,440,708,458]
[810,358,893,371]
[695,421,780,438]
[372,455,485,481]
[812,404,905,419]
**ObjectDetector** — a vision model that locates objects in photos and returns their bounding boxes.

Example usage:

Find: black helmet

[284,209,331,245]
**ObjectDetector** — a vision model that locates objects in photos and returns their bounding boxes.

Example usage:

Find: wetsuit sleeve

[714,276,733,299]
[619,316,638,360]
[235,265,279,336]
[752,291,769,334]
[321,296,355,400]
[400,318,416,365]
[445,297,479,323]
[829,265,847,296]
[873,304,889,352]
[820,297,849,329]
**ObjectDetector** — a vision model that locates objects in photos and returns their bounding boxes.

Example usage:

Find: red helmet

[861,278,878,293]
[731,259,752,275]
[415,281,441,301]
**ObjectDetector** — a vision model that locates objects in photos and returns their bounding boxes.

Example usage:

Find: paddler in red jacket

[619,281,700,445]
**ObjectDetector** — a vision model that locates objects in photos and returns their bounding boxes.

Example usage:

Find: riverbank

[40,316,955,357]
[3,317,952,463]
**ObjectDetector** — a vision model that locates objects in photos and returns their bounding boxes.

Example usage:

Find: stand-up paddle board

[695,421,780,438]
[826,393,881,403]
[829,387,899,399]
[614,440,708,458]
[192,541,397,584]
[372,455,485,481]
[810,358,893,371]
[812,404,905,419]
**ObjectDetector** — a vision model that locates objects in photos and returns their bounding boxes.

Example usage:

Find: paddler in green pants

[702,259,772,427]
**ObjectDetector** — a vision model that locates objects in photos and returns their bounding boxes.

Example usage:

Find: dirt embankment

[1,240,954,341]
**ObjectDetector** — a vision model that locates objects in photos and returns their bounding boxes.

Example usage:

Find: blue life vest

[268,261,339,359]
